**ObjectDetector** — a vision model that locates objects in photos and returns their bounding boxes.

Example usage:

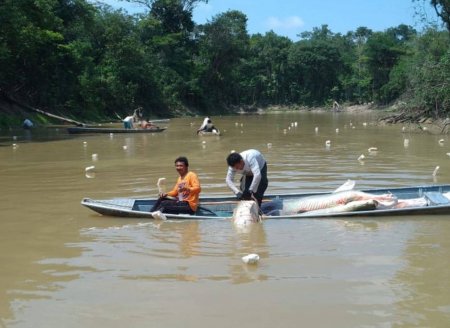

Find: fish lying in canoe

[298,199,378,216]
[277,190,397,215]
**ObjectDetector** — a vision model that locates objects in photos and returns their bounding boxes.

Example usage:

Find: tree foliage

[0,0,449,123]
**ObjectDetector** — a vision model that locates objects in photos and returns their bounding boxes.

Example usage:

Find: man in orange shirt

[151,157,201,215]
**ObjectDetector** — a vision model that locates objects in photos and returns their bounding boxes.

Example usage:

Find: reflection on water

[1,112,450,327]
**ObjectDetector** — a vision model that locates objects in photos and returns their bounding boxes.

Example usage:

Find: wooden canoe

[197,130,221,136]
[81,184,450,220]
[67,126,166,134]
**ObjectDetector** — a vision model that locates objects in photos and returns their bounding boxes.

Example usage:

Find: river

[1,112,449,327]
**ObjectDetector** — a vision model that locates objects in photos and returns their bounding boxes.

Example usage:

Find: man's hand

[242,190,252,199]
[236,191,243,200]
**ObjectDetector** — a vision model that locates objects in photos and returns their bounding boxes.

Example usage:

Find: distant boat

[67,126,167,134]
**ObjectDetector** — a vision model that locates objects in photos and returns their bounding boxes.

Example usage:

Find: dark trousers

[240,163,268,206]
[150,197,194,215]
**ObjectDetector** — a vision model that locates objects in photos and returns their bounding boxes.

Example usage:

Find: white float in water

[315,127,319,133]
[92,153,98,161]
[85,165,95,172]
[325,140,331,146]
[336,128,339,133]
[83,141,87,147]
[267,143,272,148]
[363,122,367,126]
[242,253,260,264]
[439,139,444,144]
[358,154,365,161]
[123,145,127,150]
[433,166,440,177]
[404,139,409,148]
[368,147,378,153]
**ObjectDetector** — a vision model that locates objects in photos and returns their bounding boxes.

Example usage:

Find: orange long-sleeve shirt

[166,171,201,211]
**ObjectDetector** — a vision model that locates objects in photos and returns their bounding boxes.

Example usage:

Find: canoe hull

[81,184,450,220]
[68,127,166,134]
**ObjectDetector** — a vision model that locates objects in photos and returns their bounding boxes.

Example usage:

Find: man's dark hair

[175,156,189,167]
[226,152,242,166]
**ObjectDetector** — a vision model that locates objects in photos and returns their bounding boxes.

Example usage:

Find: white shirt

[226,149,266,194]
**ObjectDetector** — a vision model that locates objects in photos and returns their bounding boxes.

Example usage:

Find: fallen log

[1,90,86,126]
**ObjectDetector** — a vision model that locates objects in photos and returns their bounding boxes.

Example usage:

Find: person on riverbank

[225,149,268,207]
[22,118,33,129]
[151,156,201,215]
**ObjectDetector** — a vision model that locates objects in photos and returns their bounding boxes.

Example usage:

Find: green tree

[287,25,344,105]
[195,10,250,108]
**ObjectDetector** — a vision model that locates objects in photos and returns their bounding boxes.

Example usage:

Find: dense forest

[0,0,449,126]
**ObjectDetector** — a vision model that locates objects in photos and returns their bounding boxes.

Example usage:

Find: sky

[95,0,440,41]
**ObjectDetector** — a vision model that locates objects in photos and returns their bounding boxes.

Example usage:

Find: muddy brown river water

[1,112,450,327]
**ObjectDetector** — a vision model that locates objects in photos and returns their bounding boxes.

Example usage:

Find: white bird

[83,141,87,147]
[242,253,260,264]
[325,140,331,146]
[336,128,339,133]
[123,145,127,150]
[363,122,367,126]
[404,139,409,148]
[267,143,272,148]
[368,147,378,153]
[92,153,98,161]
[358,154,365,161]
[315,127,319,133]
[439,139,444,144]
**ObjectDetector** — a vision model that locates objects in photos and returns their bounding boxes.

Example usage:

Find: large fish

[281,190,397,215]
[298,199,378,216]
[233,200,261,226]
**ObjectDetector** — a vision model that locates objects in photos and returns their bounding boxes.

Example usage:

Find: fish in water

[281,190,397,215]
[233,200,261,226]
